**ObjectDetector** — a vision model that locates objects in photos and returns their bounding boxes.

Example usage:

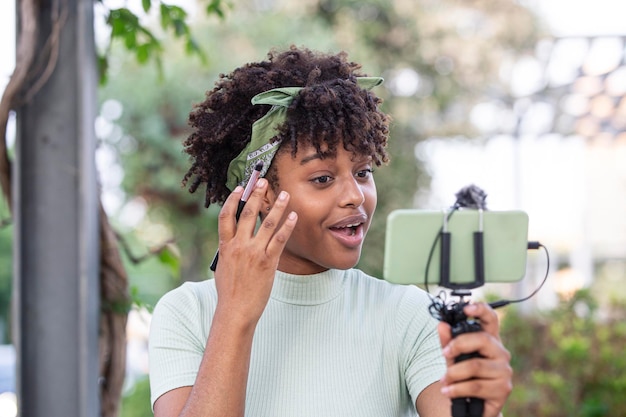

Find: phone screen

[383,209,529,286]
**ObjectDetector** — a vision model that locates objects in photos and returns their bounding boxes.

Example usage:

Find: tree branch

[0,0,39,212]
[114,228,176,265]
[99,203,130,417]
[21,0,69,104]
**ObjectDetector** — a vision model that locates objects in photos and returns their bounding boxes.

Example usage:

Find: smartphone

[383,209,529,286]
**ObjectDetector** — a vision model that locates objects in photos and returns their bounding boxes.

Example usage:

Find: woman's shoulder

[153,279,218,317]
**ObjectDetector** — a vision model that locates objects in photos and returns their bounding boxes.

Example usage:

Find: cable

[427,239,550,309]
[488,242,550,309]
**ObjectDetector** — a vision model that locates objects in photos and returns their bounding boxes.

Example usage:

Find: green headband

[225,76,384,191]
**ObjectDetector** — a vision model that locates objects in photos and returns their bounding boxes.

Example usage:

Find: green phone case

[383,209,529,286]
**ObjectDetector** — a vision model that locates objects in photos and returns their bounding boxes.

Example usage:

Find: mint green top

[149,269,445,416]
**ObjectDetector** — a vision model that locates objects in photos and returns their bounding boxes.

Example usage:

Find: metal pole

[13,0,100,416]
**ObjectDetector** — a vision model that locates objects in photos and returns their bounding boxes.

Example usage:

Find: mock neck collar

[271,269,346,306]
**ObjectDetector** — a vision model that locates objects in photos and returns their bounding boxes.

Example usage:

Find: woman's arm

[153,179,297,417]
[153,308,256,417]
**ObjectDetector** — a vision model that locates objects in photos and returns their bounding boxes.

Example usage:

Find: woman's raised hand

[213,179,298,327]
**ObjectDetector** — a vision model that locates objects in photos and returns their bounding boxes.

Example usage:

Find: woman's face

[265,142,378,275]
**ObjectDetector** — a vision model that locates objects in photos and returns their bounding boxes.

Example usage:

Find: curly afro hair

[182,45,391,207]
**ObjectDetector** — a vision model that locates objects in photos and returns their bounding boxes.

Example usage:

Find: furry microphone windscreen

[453,184,488,210]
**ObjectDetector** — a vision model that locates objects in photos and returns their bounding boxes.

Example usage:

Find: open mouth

[330,223,361,236]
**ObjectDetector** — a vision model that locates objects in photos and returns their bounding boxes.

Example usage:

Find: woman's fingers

[439,325,510,367]
[233,178,269,234]
[463,302,501,339]
[217,185,245,242]
[216,178,296,266]
[256,190,298,258]
[439,331,512,382]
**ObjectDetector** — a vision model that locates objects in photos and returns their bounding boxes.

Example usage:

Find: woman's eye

[356,168,374,179]
[312,175,332,184]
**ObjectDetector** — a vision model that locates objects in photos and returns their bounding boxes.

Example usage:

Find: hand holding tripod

[430,290,485,417]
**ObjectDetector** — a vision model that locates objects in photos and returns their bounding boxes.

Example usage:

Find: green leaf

[108,8,141,39]
[157,244,180,278]
[185,38,207,64]
[169,5,187,20]
[124,31,137,49]
[160,4,189,36]
[173,20,187,37]
[109,14,126,37]
[206,0,227,19]
[129,286,154,313]
[136,43,151,64]
[97,54,109,85]
[142,0,151,13]
[184,36,200,55]
[159,3,171,30]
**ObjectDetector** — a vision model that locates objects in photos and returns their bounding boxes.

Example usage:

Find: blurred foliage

[1,0,545,348]
[501,289,626,416]
[98,0,543,288]
[120,377,152,417]
[0,191,11,343]
[97,0,230,83]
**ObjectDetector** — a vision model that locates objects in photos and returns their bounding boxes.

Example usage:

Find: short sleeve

[396,286,446,404]
[148,281,216,409]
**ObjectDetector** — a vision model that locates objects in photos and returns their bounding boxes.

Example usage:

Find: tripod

[429,289,484,417]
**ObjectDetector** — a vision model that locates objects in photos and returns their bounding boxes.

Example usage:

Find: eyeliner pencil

[209,161,264,272]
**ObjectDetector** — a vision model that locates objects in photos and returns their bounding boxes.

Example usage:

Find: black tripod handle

[451,396,484,417]
[451,320,484,417]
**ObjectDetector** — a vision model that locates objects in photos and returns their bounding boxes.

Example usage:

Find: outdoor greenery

[501,290,626,416]
[0,192,10,343]
[121,377,153,417]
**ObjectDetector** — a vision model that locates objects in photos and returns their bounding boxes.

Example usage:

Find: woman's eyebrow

[299,152,373,165]
[299,153,324,165]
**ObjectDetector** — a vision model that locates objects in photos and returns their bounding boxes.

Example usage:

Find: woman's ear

[259,187,277,220]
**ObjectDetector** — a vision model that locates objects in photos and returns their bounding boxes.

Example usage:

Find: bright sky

[531,0,626,36]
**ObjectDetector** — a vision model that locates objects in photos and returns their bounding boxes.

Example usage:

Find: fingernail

[256,179,267,188]
[466,304,478,314]
[234,186,244,193]
[442,346,451,358]
[287,211,297,220]
[441,386,450,396]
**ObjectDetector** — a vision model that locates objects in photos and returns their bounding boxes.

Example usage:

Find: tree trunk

[99,202,130,417]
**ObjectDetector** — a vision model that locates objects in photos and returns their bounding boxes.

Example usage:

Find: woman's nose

[340,177,365,208]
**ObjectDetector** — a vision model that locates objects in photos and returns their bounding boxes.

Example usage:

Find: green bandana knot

[225,76,384,191]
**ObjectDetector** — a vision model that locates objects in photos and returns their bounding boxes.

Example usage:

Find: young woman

[148,46,512,417]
